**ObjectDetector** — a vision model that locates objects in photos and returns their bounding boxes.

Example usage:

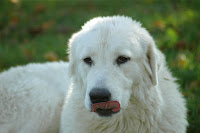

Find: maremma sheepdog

[0,16,188,133]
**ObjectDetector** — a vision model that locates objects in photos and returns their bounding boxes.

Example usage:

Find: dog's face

[68,16,159,117]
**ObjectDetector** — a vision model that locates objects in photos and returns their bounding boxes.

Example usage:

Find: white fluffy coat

[0,16,188,133]
[60,16,188,133]
[0,62,69,133]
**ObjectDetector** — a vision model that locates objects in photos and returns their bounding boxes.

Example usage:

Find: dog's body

[0,62,69,133]
[0,16,187,133]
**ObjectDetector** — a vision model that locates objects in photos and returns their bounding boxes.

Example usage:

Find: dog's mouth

[92,101,120,117]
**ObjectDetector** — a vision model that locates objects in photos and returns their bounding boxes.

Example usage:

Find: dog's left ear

[143,43,163,86]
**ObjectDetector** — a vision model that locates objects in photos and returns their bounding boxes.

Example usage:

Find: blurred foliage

[0,0,200,132]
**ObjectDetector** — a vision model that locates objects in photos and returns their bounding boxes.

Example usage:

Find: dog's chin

[94,109,120,117]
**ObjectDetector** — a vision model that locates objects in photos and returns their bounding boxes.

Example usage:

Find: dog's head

[67,16,163,117]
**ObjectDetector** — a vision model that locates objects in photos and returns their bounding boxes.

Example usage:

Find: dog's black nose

[89,88,111,104]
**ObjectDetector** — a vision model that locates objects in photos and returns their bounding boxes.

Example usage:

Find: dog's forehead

[76,27,143,59]
[72,16,151,59]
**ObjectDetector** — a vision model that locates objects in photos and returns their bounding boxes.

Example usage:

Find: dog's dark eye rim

[83,57,93,66]
[116,56,130,65]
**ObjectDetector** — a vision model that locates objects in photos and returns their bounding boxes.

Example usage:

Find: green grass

[0,0,200,132]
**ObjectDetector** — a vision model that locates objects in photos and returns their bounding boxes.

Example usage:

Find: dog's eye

[116,56,130,65]
[83,57,93,66]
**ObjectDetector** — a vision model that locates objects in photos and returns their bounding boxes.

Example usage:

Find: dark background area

[0,0,199,132]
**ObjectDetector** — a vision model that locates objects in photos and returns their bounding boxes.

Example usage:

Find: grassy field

[0,0,200,132]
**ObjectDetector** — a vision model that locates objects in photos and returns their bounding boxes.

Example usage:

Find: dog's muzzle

[89,88,120,116]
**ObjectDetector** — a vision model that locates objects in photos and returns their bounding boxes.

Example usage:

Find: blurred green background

[0,0,199,132]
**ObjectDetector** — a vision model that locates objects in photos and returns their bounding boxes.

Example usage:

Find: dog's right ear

[67,35,77,77]
[68,55,75,77]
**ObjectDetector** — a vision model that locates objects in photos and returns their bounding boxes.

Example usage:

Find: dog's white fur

[0,62,69,133]
[60,16,188,133]
[0,16,188,133]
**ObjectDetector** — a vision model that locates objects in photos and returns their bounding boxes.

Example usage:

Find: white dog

[0,62,69,133]
[60,16,188,133]
[0,16,188,133]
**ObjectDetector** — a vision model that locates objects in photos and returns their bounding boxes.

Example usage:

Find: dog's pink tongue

[92,101,120,112]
